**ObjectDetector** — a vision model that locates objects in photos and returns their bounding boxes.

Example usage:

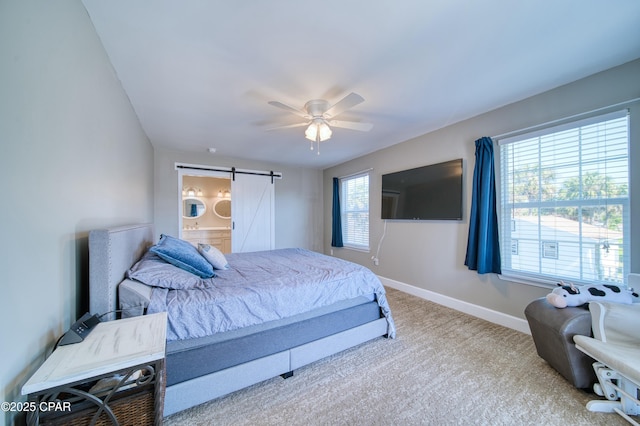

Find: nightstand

[22,312,167,425]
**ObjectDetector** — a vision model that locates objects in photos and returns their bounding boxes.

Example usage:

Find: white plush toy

[546,282,640,308]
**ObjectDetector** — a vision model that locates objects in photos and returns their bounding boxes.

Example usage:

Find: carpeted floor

[164,288,628,425]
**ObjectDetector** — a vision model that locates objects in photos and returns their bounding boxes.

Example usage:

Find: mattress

[166,298,382,386]
[145,248,395,341]
[119,279,381,386]
[119,279,152,317]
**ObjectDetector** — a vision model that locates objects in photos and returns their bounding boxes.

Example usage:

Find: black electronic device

[58,312,101,346]
[381,158,463,221]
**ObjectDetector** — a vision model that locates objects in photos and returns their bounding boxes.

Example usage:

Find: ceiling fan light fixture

[305,119,332,142]
[318,121,332,141]
[304,124,316,141]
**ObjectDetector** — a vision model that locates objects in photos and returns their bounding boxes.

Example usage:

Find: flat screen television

[381,159,463,220]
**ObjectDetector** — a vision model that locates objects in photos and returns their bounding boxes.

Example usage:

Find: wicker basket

[39,386,155,426]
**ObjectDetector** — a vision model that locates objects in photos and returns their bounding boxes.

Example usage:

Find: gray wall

[324,59,640,320]
[0,2,154,424]
[154,147,323,252]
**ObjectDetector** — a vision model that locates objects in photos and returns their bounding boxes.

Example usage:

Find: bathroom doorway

[177,164,277,253]
[179,173,232,253]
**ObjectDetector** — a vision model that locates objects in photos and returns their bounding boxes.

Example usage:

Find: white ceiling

[82,0,640,169]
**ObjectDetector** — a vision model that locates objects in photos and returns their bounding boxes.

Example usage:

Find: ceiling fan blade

[324,92,365,118]
[266,122,309,131]
[267,101,309,118]
[329,120,373,132]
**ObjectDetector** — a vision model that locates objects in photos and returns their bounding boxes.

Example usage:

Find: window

[341,172,370,250]
[498,110,630,286]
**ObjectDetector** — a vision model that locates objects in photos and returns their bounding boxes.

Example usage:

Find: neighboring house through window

[497,110,630,286]
[341,172,370,250]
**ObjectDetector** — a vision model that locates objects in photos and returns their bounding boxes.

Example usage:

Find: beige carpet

[165,288,628,425]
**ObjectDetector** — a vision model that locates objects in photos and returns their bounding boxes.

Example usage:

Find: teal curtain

[465,137,501,274]
[331,177,343,247]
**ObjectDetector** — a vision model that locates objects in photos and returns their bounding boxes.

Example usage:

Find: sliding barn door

[231,173,275,252]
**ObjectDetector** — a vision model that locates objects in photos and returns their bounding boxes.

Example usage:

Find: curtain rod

[492,97,640,141]
[338,168,373,180]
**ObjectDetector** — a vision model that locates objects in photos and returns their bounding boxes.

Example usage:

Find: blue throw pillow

[149,234,214,278]
[127,251,213,289]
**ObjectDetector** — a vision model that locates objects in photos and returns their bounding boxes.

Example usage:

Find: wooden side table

[22,312,167,425]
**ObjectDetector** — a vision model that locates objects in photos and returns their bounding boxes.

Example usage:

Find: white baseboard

[379,276,531,335]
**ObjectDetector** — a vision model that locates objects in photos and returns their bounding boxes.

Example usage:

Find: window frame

[340,171,370,251]
[496,109,630,288]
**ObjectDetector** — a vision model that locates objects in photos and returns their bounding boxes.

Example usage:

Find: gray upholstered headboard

[89,223,155,321]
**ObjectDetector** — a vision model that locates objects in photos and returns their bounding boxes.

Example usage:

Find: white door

[231,173,275,252]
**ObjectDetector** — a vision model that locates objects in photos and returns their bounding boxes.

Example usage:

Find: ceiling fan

[267,92,373,154]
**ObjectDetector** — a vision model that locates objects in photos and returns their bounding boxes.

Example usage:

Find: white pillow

[198,243,230,270]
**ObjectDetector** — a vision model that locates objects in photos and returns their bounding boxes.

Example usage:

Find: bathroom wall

[182,176,232,230]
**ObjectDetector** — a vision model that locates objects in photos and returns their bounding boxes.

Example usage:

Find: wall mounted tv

[381,159,463,220]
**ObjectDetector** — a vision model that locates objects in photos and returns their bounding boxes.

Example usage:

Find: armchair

[573,301,640,425]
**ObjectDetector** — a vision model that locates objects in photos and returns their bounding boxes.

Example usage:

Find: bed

[88,223,395,416]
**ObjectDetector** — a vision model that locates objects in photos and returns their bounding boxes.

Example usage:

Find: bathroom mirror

[213,199,231,219]
[183,197,206,218]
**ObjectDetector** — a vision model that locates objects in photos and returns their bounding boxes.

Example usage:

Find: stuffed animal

[546,282,640,308]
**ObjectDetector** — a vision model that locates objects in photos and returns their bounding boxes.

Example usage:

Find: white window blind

[498,110,630,286]
[341,172,370,250]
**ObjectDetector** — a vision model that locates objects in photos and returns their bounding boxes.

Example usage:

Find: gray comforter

[147,248,396,341]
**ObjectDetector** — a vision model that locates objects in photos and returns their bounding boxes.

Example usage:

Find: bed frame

[89,224,389,416]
